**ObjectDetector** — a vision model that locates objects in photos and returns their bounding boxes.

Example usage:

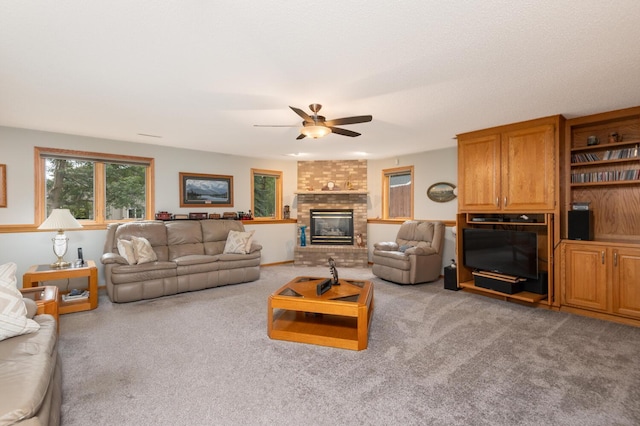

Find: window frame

[250,168,283,220]
[381,165,414,220]
[35,147,155,227]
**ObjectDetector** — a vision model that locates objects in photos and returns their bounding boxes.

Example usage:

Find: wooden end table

[22,260,98,314]
[268,276,374,351]
[20,285,59,325]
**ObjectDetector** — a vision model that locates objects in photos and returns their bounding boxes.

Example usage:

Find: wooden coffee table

[268,276,374,351]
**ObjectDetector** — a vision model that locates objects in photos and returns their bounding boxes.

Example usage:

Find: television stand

[456,212,553,306]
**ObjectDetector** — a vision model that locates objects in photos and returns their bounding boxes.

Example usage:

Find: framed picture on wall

[0,164,6,208]
[426,182,456,203]
[179,172,234,208]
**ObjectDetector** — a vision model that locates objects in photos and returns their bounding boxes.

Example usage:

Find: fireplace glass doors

[310,209,354,245]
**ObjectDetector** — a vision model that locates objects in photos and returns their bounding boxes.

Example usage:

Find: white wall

[0,125,459,284]
[366,147,458,221]
[366,147,458,268]
[0,126,298,281]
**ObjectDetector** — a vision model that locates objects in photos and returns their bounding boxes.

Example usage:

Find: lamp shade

[301,125,331,139]
[38,209,83,230]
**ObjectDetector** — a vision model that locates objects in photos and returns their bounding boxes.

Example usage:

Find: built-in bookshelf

[570,139,640,185]
[562,106,640,241]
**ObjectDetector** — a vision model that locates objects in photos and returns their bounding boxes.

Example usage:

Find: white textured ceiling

[2,1,640,160]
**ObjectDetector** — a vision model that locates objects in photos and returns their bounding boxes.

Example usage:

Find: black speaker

[523,271,548,294]
[444,266,458,291]
[568,210,594,240]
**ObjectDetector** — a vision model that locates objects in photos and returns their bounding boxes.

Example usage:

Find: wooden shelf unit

[561,106,640,242]
[558,106,640,326]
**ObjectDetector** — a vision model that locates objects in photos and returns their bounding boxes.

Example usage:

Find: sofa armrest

[248,243,262,254]
[373,242,398,251]
[101,252,128,265]
[404,246,436,256]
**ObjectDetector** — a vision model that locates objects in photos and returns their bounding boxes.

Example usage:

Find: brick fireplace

[294,160,368,267]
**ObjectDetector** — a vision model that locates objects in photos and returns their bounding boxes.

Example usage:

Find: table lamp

[38,209,83,268]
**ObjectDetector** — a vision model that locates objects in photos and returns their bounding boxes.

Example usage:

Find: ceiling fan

[255,104,373,139]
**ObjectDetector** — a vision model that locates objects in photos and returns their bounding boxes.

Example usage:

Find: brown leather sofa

[0,304,61,425]
[101,220,261,303]
[372,220,445,284]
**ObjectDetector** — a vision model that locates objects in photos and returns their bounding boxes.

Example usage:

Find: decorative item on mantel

[322,181,339,191]
[155,211,172,220]
[189,212,208,220]
[344,174,355,190]
[299,225,307,247]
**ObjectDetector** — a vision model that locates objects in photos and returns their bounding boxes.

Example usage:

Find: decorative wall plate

[427,182,457,202]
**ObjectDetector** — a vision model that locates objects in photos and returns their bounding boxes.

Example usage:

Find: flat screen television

[462,228,538,279]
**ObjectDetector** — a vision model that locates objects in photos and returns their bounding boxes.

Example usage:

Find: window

[382,166,414,219]
[35,147,154,226]
[251,169,282,219]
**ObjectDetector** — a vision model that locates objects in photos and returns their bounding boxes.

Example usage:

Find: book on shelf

[571,169,640,183]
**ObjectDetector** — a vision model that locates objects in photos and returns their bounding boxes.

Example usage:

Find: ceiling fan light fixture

[300,125,331,139]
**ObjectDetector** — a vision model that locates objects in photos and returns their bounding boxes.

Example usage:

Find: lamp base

[50,259,70,269]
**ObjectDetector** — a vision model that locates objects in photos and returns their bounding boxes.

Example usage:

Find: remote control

[316,279,332,296]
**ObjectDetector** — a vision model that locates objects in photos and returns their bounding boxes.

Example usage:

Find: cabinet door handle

[504,197,507,207]
[601,251,605,264]
[614,251,618,267]
[496,197,499,207]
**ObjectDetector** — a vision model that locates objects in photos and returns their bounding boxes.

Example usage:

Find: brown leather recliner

[372,220,445,284]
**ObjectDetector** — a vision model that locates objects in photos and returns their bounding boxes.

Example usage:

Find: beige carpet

[58,265,640,425]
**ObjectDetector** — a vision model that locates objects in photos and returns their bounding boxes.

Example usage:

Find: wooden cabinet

[612,246,640,319]
[457,134,500,211]
[561,241,640,322]
[561,242,608,311]
[558,106,640,326]
[457,116,562,213]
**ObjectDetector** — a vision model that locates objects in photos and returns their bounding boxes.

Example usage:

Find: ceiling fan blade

[289,106,314,123]
[296,133,307,140]
[329,127,361,137]
[253,124,298,127]
[324,115,372,127]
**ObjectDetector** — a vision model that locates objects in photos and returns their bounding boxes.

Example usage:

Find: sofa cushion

[0,262,40,342]
[110,262,177,284]
[175,255,220,275]
[113,221,169,261]
[0,315,56,425]
[223,230,255,254]
[372,250,411,270]
[132,236,158,264]
[174,254,220,266]
[117,239,137,265]
[202,220,245,255]
[396,221,435,249]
